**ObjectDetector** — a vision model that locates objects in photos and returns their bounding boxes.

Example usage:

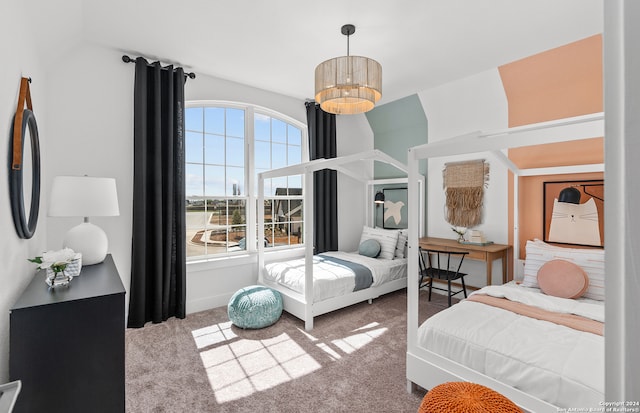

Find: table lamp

[49,176,119,265]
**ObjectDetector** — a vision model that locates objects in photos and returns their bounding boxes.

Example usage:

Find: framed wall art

[383,188,408,230]
[543,180,604,248]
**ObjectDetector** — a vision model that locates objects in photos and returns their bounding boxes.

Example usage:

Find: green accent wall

[365,94,428,178]
[365,94,428,227]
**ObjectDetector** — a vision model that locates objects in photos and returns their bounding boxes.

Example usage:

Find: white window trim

[185,100,308,268]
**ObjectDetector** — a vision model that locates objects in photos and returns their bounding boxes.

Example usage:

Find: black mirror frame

[9,109,41,239]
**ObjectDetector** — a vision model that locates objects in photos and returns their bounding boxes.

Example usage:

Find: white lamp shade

[49,176,119,266]
[49,176,120,217]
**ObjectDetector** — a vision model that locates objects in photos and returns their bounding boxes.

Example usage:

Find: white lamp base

[63,222,108,265]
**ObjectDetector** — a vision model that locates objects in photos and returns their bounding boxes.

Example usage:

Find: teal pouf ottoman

[228,285,283,329]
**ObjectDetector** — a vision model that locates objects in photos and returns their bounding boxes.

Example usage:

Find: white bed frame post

[406,146,421,392]
[257,174,265,283]
[303,168,315,330]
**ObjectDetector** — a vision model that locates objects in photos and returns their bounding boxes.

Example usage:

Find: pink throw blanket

[467,294,604,336]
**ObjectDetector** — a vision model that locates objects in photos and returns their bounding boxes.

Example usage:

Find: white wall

[336,114,375,252]
[0,0,49,383]
[45,44,134,311]
[417,69,509,287]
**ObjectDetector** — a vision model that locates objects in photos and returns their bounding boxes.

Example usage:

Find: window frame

[185,100,308,264]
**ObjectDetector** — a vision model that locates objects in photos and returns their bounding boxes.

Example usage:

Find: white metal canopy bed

[406,113,605,412]
[257,149,425,331]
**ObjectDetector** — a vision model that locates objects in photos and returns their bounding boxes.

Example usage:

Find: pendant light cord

[346,32,350,56]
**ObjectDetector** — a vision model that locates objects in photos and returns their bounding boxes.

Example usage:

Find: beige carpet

[125,289,454,412]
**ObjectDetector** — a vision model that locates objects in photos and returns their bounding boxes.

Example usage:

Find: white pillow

[359,226,399,260]
[522,239,605,301]
[395,230,408,259]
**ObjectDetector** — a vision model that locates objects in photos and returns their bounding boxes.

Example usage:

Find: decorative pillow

[395,230,408,259]
[359,226,399,260]
[537,259,589,299]
[358,239,381,258]
[522,239,604,301]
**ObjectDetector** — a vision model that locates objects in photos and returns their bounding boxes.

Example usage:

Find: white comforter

[417,283,604,408]
[264,251,407,303]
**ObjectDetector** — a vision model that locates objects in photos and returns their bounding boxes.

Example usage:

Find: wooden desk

[419,237,512,286]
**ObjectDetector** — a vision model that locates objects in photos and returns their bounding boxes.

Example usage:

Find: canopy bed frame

[257,149,425,331]
[406,112,605,412]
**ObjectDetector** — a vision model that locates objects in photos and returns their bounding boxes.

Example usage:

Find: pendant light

[314,24,382,115]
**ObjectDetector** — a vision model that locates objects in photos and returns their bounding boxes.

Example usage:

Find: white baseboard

[186,292,233,315]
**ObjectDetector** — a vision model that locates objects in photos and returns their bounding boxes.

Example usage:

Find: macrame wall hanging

[443,159,489,227]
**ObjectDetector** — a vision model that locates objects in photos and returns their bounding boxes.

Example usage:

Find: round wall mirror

[9,109,41,239]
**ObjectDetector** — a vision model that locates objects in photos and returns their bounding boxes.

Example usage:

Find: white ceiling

[31,0,603,105]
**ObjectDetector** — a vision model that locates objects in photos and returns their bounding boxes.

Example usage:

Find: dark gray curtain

[128,58,187,328]
[305,102,338,253]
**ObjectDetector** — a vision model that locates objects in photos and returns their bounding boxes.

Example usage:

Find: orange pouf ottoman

[418,382,521,413]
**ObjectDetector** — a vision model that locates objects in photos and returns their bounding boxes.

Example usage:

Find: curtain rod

[122,55,196,79]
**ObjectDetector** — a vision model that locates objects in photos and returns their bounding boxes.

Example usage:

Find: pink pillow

[537,259,589,299]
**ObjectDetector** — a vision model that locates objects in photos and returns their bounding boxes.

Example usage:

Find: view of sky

[185,107,302,198]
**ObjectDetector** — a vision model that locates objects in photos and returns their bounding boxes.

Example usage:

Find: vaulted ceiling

[28,0,603,105]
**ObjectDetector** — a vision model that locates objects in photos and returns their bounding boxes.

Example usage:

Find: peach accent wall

[499,35,603,258]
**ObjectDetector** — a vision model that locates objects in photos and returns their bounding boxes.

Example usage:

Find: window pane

[226,108,245,138]
[208,198,226,227]
[185,107,203,132]
[186,104,305,259]
[288,124,301,146]
[226,136,244,167]
[186,132,203,164]
[226,167,244,196]
[272,177,286,194]
[271,143,286,169]
[255,141,270,169]
[204,134,224,165]
[272,118,286,143]
[227,199,246,226]
[208,199,235,252]
[288,175,302,191]
[204,107,224,135]
[186,198,207,257]
[255,113,271,142]
[262,177,273,197]
[289,200,303,221]
[229,226,246,251]
[289,223,303,246]
[264,224,274,248]
[263,199,274,223]
[205,165,225,196]
[186,164,204,196]
[288,145,301,165]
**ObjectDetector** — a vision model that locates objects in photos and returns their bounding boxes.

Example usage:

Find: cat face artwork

[548,197,601,246]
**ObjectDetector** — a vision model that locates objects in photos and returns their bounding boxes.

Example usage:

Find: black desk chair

[419,247,469,307]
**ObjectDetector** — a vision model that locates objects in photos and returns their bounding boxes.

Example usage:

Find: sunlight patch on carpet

[193,321,389,404]
[196,330,321,403]
[192,321,237,349]
[330,324,388,355]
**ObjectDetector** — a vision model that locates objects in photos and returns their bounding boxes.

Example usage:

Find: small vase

[46,270,72,288]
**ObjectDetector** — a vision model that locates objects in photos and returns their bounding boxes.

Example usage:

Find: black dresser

[10,254,126,412]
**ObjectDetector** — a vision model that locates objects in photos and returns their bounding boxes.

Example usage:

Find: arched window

[185,102,307,259]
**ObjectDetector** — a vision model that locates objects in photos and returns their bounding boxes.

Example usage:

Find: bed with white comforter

[417,282,604,408]
[264,251,407,303]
